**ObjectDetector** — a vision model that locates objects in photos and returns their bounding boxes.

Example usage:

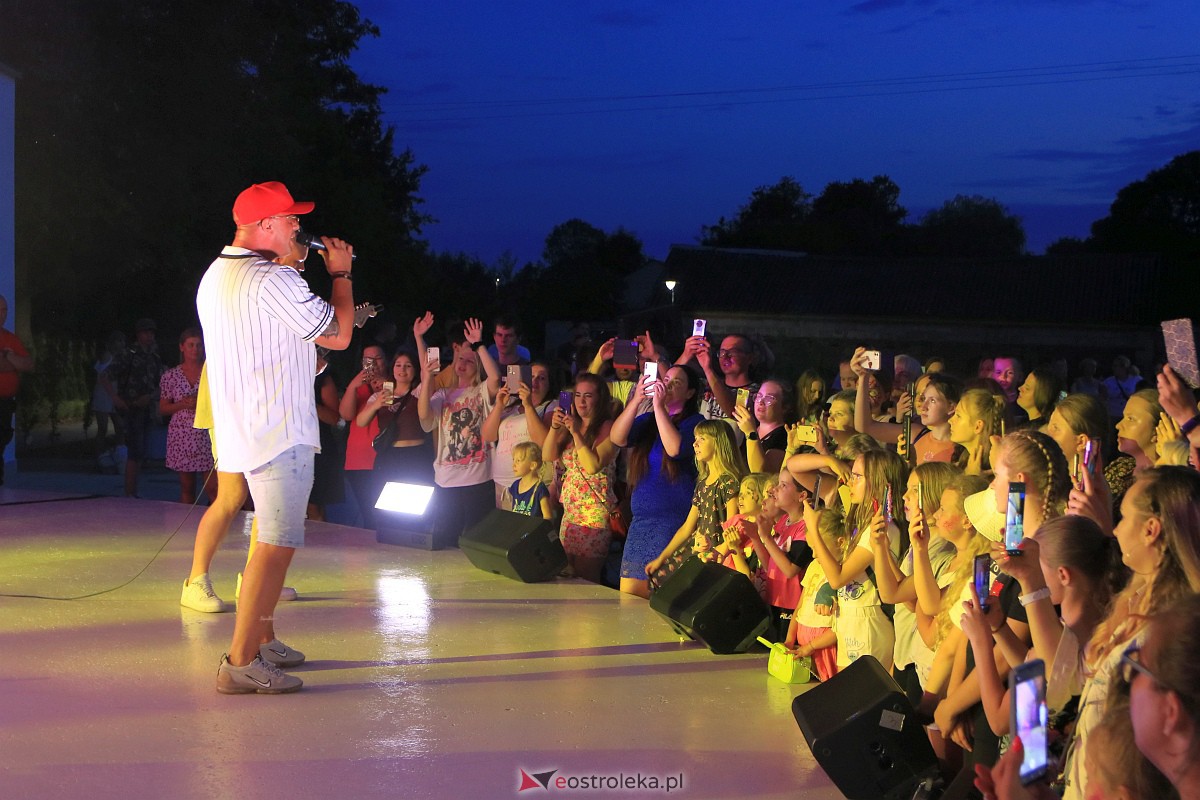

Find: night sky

[350,1,1200,265]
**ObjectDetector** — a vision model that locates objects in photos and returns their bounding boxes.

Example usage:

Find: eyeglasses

[754,393,779,405]
[1119,643,1165,689]
[260,214,299,227]
[718,349,747,358]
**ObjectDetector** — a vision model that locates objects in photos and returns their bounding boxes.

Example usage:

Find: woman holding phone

[416,313,502,540]
[544,372,617,583]
[732,378,792,474]
[609,365,703,598]
[339,342,387,527]
[358,350,433,487]
[482,362,554,508]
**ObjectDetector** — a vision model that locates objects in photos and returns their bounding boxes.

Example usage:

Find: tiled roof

[663,246,1164,325]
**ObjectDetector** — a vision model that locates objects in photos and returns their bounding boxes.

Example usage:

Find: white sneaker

[236,572,298,602]
[180,574,230,613]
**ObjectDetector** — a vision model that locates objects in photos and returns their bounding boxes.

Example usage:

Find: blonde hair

[1086,466,1200,671]
[934,474,991,648]
[912,462,960,517]
[954,388,1006,470]
[814,509,847,557]
[994,429,1072,526]
[512,440,542,466]
[844,449,909,557]
[694,419,748,483]
[739,472,772,509]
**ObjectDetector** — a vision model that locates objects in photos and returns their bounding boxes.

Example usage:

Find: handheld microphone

[296,230,356,261]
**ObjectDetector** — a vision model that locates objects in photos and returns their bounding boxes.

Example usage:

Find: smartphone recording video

[559,390,573,413]
[735,387,751,409]
[643,361,659,383]
[974,554,991,613]
[612,338,639,370]
[425,347,441,374]
[1162,317,1200,389]
[692,319,707,338]
[862,349,881,371]
[794,424,819,444]
[1005,481,1026,555]
[1011,660,1049,785]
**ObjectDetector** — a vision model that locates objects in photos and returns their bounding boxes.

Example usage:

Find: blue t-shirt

[509,478,550,518]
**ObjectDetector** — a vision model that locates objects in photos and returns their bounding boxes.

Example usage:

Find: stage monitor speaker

[459,509,566,583]
[649,557,771,654]
[791,656,938,800]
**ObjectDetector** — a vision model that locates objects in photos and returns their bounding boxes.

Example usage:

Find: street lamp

[664,279,676,305]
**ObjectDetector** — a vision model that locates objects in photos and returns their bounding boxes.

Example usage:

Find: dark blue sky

[350,1,1200,264]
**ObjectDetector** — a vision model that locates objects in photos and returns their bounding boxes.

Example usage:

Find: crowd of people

[300,319,1199,799]
[51,180,1200,793]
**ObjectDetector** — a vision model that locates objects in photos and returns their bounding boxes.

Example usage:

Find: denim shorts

[245,445,315,549]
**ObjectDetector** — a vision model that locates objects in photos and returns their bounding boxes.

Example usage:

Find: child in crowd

[509,441,552,519]
[784,507,844,681]
[806,449,906,671]
[645,420,745,576]
[751,469,814,641]
[716,472,771,589]
[949,388,1006,475]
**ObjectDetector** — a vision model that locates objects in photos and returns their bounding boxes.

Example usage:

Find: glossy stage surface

[0,489,841,799]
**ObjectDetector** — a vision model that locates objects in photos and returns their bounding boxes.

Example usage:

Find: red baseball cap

[232,181,315,225]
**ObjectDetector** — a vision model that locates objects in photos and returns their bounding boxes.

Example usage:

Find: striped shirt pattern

[196,246,333,473]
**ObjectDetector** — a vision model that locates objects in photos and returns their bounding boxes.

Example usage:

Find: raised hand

[1158,365,1199,425]
[516,382,532,406]
[895,390,914,419]
[992,538,1041,588]
[639,330,659,363]
[1067,454,1114,535]
[694,338,712,371]
[647,375,667,405]
[732,404,755,436]
[908,510,929,551]
[1157,412,1183,458]
[463,317,484,344]
[598,337,616,362]
[850,346,870,376]
[413,311,435,338]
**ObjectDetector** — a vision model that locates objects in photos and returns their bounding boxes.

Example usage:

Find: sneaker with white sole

[236,572,298,602]
[180,574,230,613]
[216,654,302,694]
[259,638,305,668]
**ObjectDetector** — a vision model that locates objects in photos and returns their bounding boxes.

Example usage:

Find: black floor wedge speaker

[791,656,938,800]
[649,556,771,654]
[459,509,566,582]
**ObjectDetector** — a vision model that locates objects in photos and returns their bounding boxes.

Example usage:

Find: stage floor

[0,489,841,799]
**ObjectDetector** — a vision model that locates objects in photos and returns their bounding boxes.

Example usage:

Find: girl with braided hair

[949,388,1006,476]
[989,429,1073,538]
[933,430,1071,775]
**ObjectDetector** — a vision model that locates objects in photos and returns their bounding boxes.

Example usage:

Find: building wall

[1,67,15,472]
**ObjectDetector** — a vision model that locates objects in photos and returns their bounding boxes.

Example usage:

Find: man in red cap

[197,181,355,694]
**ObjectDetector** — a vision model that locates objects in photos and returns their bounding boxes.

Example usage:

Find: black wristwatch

[470,340,485,351]
[747,431,759,441]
